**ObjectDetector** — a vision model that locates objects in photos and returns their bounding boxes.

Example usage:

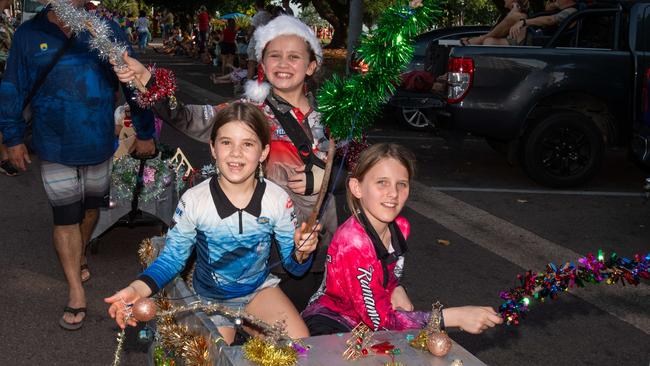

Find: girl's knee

[286,318,310,339]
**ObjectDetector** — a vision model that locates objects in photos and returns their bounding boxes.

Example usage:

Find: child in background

[105,102,320,344]
[113,15,343,313]
[302,143,504,335]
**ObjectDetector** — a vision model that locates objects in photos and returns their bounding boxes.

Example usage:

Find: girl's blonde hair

[209,102,270,147]
[347,143,416,220]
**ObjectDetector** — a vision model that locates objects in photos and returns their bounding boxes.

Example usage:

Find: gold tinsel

[181,335,211,366]
[409,329,429,351]
[242,338,298,366]
[138,237,155,268]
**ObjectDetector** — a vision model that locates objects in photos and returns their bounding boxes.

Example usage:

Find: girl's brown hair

[209,102,270,147]
[347,143,416,220]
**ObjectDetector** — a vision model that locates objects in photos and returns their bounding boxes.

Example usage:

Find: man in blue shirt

[0,0,155,330]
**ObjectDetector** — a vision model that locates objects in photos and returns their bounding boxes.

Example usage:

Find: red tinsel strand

[136,66,177,109]
[499,251,650,325]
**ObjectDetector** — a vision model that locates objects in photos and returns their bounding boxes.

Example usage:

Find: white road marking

[408,181,650,334]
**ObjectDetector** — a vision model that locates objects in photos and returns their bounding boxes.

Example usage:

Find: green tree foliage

[298,3,329,27]
[102,0,140,15]
[438,0,499,27]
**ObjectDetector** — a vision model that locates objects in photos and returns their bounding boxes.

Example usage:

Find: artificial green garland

[317,0,442,140]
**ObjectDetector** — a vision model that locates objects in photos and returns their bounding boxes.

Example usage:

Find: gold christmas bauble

[426,331,452,357]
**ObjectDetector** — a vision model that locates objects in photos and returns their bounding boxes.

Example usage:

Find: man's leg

[79,209,99,281]
[487,10,527,39]
[53,223,86,325]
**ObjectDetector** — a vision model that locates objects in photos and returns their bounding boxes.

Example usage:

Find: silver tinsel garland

[47,0,133,88]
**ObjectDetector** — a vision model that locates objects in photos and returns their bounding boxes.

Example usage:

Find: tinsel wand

[45,0,144,92]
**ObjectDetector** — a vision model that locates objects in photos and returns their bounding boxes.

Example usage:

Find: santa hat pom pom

[244,79,272,103]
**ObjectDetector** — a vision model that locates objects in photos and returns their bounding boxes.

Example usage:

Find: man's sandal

[59,306,86,331]
[80,264,91,283]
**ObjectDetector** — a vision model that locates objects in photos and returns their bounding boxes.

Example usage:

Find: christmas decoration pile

[111,154,177,203]
[409,301,452,357]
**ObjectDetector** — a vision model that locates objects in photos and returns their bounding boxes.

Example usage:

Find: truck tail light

[641,68,650,114]
[447,57,474,104]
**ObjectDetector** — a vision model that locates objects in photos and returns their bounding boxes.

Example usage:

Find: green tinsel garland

[317,0,442,140]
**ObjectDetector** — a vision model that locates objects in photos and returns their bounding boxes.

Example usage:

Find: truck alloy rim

[540,126,590,177]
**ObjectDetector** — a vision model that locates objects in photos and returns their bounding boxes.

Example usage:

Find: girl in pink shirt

[302,143,504,335]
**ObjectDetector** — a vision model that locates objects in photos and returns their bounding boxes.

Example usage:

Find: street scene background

[0,38,648,365]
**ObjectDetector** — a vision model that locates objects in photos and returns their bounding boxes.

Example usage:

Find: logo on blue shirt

[39,43,48,51]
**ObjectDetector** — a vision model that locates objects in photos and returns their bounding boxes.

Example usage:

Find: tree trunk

[311,0,349,49]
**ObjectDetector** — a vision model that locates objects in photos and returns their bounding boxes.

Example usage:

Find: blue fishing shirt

[0,7,154,165]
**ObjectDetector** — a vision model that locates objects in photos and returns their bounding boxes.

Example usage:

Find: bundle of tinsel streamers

[46,0,131,73]
[317,0,442,140]
[499,250,650,325]
[111,155,176,203]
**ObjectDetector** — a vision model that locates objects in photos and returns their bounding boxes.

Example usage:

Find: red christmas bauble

[132,298,157,322]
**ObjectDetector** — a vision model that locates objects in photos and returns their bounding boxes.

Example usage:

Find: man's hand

[8,144,31,171]
[131,138,156,158]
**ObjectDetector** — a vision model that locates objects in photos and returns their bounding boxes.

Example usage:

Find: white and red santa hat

[244,15,323,102]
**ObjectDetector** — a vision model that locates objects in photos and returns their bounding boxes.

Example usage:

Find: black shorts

[303,314,352,336]
[219,42,236,55]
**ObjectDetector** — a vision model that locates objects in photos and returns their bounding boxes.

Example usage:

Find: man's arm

[0,30,32,170]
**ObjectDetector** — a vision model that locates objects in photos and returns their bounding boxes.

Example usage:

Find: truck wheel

[521,111,604,188]
[396,107,434,131]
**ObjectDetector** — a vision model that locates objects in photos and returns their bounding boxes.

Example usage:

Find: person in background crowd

[134,10,150,53]
[282,0,294,16]
[220,18,237,75]
[197,5,210,54]
[0,0,155,331]
[247,0,272,79]
[162,9,174,42]
[460,0,529,45]
[0,0,18,176]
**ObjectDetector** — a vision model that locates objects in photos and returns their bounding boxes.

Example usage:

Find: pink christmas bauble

[427,331,452,357]
[132,298,157,322]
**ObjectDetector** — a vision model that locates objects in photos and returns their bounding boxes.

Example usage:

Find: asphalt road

[0,40,648,366]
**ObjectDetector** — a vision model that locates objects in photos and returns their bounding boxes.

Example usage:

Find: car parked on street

[431,0,650,188]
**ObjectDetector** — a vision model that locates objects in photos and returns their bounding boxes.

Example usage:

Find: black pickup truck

[433,0,650,187]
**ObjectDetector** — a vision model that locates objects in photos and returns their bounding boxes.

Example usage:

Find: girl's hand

[104,283,146,329]
[288,165,324,195]
[390,286,414,311]
[293,222,321,263]
[447,306,503,334]
[111,51,152,87]
[287,166,307,194]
